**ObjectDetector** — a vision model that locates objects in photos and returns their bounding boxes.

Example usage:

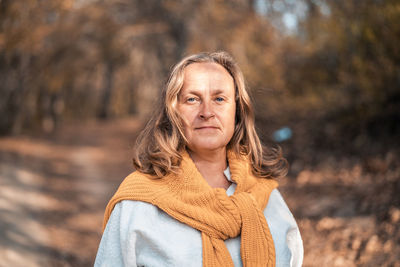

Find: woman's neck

[188,148,231,190]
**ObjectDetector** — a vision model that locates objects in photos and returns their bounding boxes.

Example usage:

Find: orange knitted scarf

[102,150,278,267]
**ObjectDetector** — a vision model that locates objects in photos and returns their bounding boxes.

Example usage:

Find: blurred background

[0,0,399,266]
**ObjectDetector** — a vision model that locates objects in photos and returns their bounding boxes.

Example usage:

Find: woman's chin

[188,142,227,154]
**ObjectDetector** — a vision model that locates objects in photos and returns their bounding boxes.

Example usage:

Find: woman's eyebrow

[180,88,229,96]
[178,90,199,101]
[211,89,225,95]
[181,89,201,96]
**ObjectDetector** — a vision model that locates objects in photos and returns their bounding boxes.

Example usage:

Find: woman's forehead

[181,63,234,89]
[184,62,230,76]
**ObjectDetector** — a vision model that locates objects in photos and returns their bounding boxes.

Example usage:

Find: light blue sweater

[95,168,303,267]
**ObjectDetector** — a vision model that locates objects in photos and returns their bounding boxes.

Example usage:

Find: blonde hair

[133,51,288,179]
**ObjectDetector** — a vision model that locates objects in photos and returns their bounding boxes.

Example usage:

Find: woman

[95,51,303,267]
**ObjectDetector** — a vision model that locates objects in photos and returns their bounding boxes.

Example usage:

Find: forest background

[0,0,399,266]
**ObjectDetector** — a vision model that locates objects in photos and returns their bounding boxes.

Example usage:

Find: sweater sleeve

[265,189,304,267]
[94,202,137,267]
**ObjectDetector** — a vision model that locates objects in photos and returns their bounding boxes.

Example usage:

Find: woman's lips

[195,126,219,130]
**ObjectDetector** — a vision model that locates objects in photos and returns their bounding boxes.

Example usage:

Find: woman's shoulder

[105,200,164,235]
[112,199,184,227]
[268,189,292,211]
[121,170,155,182]
[266,189,298,225]
[265,189,304,267]
[114,199,160,219]
[115,170,162,195]
[109,199,202,243]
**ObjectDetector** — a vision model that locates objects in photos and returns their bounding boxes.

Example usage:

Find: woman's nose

[199,101,215,120]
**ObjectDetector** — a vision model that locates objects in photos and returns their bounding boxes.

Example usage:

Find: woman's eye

[215,97,224,102]
[187,97,197,103]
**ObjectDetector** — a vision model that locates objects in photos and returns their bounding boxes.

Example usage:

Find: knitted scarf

[102,150,278,267]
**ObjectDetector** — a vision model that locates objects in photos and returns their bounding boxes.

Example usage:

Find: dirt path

[0,118,399,266]
[0,118,141,266]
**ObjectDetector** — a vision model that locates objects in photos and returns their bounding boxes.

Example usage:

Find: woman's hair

[133,51,288,179]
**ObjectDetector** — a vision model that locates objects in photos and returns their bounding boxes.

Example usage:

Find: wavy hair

[133,51,288,179]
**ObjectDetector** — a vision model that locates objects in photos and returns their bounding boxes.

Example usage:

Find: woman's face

[177,62,236,155]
